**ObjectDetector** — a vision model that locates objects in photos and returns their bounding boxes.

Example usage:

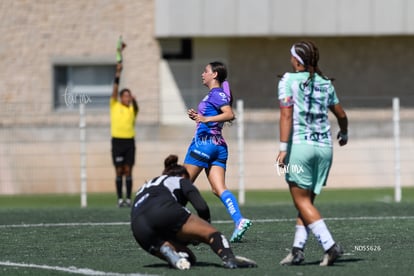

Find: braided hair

[291,41,334,124]
[291,40,333,87]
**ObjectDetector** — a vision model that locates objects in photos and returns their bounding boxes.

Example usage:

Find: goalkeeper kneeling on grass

[130,154,257,270]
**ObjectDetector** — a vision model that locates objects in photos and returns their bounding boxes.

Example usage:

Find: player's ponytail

[222,80,233,107]
[162,154,190,178]
[164,154,178,169]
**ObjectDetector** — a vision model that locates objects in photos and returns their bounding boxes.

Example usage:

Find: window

[160,38,192,60]
[54,64,115,109]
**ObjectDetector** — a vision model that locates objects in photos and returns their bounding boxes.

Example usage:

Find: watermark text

[275,158,305,176]
[63,87,92,107]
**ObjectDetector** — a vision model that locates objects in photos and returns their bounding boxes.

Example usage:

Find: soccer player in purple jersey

[184,61,252,243]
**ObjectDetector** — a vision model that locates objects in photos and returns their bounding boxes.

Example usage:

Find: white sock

[308,219,335,251]
[292,225,309,249]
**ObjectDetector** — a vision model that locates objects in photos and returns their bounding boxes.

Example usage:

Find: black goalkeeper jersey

[132,175,211,222]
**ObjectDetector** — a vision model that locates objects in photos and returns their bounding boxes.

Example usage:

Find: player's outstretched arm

[330,103,348,146]
[181,179,211,223]
[112,63,122,100]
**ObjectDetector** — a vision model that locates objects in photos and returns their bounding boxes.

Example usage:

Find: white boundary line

[0,222,128,229]
[0,261,154,276]
[1,216,413,229]
[216,216,414,224]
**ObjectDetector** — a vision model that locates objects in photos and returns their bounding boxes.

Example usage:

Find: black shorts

[111,138,135,167]
[130,199,191,253]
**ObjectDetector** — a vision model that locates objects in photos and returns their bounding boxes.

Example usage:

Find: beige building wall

[0,0,160,125]
[0,0,162,194]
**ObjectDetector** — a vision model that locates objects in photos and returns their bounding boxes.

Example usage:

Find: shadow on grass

[301,257,364,266]
[194,261,223,268]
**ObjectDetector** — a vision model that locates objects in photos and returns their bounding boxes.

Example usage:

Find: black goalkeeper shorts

[130,199,191,253]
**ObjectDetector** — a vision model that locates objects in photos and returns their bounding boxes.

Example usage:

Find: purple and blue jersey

[184,87,231,169]
[195,87,230,141]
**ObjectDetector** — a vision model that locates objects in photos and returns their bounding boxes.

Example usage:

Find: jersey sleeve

[180,178,211,222]
[209,90,230,110]
[328,84,340,106]
[278,73,294,108]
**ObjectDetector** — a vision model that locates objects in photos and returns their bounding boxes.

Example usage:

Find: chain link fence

[0,97,413,200]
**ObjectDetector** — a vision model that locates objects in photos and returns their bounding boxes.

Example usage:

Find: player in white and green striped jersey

[278,71,339,147]
[276,41,348,266]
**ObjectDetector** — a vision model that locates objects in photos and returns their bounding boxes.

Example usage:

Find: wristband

[279,142,288,152]
[114,77,120,84]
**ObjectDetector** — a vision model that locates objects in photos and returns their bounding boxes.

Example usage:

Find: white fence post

[393,97,401,203]
[79,103,87,208]
[237,99,245,205]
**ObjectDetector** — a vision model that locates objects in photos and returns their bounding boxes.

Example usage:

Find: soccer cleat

[280,247,305,265]
[230,218,252,242]
[160,244,191,270]
[178,249,197,265]
[124,198,132,207]
[174,258,191,270]
[223,256,257,269]
[117,198,125,208]
[320,243,344,266]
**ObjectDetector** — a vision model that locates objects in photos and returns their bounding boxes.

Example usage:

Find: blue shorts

[184,137,228,169]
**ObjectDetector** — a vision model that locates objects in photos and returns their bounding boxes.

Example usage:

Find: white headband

[290,45,305,65]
